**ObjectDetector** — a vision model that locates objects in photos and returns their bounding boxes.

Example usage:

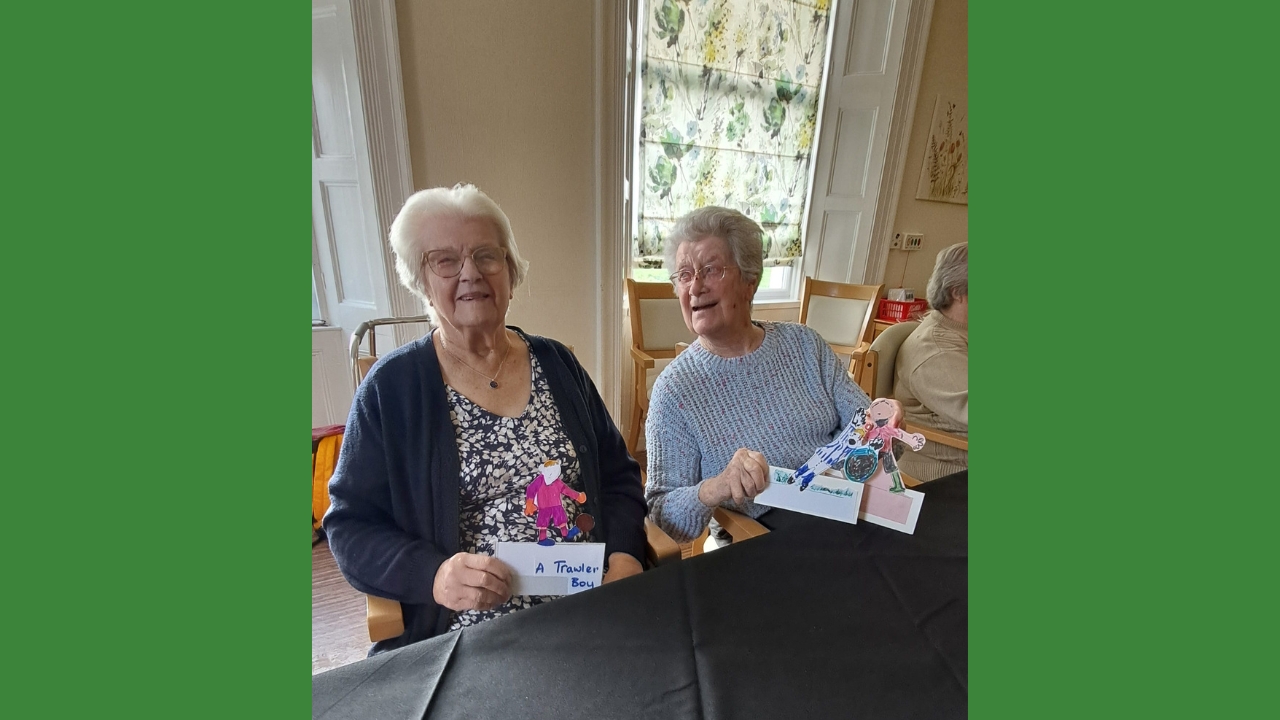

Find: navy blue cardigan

[323,328,647,653]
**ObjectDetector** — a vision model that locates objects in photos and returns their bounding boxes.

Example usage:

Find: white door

[802,0,913,284]
[312,0,394,338]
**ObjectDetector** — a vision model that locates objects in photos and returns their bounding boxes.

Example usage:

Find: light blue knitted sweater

[644,322,871,542]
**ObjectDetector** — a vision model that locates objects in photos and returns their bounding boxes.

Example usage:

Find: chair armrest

[644,518,681,567]
[903,422,969,451]
[713,507,769,543]
[366,594,405,643]
[630,347,658,369]
[849,345,870,387]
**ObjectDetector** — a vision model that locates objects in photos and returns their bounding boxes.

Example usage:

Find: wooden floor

[312,538,372,675]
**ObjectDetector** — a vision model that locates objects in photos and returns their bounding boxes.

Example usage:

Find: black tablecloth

[313,471,967,719]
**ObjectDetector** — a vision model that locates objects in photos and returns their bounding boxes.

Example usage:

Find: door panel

[803,0,912,284]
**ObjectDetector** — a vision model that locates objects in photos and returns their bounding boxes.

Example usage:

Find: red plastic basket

[877,298,929,322]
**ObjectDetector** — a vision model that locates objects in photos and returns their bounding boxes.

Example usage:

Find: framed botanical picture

[916,95,969,204]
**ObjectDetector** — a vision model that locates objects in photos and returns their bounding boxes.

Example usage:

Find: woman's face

[419,214,512,334]
[674,235,756,342]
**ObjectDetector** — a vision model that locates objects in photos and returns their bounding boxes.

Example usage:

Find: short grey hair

[926,242,968,311]
[387,184,530,317]
[663,206,764,289]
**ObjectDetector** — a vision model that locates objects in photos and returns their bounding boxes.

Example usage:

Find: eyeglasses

[423,246,509,278]
[669,265,734,287]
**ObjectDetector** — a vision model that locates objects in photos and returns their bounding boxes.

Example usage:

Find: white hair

[387,184,530,319]
[926,242,968,311]
[663,206,764,288]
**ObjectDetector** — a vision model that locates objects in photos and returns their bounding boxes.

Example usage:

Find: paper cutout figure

[764,399,931,532]
[791,400,926,495]
[524,459,588,546]
[862,399,925,494]
[791,407,869,491]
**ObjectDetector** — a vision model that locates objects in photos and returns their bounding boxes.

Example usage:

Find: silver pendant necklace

[440,334,512,389]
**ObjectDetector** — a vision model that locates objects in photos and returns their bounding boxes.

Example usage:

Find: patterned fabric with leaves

[636,0,832,271]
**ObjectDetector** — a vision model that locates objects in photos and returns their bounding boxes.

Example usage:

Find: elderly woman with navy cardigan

[323,184,646,654]
[645,207,903,543]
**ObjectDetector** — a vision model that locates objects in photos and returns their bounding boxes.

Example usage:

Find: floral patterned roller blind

[635,0,833,273]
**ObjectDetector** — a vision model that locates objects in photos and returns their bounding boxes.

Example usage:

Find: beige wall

[395,0,601,374]
[883,0,968,297]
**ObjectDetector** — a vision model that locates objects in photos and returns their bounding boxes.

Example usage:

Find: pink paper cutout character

[524,459,587,545]
[862,399,925,494]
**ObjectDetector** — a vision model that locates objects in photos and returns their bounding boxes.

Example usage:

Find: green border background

[7,2,309,716]
[7,1,1279,717]
[972,2,1277,717]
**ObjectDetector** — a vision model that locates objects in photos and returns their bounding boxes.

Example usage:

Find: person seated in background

[643,206,905,543]
[894,242,968,482]
[323,185,646,654]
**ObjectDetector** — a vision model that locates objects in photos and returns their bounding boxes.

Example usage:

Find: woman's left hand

[603,553,643,584]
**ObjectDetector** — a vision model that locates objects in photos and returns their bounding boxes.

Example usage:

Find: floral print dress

[445,350,590,631]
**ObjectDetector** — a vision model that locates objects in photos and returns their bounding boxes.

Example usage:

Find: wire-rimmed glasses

[669,264,733,288]
[423,246,509,278]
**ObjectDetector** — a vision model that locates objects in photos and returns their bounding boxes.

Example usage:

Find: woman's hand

[602,553,643,584]
[698,448,770,507]
[432,553,513,612]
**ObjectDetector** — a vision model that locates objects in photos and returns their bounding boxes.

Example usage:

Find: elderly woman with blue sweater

[645,207,903,542]
[324,185,646,654]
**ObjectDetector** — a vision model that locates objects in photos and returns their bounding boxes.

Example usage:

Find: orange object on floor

[313,433,343,530]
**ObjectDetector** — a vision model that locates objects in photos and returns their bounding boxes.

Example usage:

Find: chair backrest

[626,278,696,354]
[349,314,434,389]
[798,277,885,350]
[866,320,919,398]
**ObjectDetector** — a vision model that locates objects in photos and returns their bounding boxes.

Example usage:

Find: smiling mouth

[456,292,491,302]
[691,301,718,313]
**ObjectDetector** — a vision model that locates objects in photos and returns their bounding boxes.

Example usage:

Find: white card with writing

[494,542,606,596]
[754,466,864,524]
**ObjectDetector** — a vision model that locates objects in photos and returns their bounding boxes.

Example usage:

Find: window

[631,0,834,302]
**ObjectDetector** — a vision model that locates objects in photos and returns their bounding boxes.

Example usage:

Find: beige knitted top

[893,310,968,482]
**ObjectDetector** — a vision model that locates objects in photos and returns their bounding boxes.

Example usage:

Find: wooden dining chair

[855,320,967,479]
[345,317,682,642]
[625,278,697,454]
[798,277,885,383]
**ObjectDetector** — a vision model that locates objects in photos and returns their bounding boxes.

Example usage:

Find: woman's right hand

[432,553,514,612]
[698,448,770,507]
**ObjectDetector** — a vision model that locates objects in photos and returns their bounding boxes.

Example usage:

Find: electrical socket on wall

[891,232,925,250]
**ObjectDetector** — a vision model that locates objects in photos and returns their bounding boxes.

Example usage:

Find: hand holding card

[432,552,513,612]
[698,448,769,506]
